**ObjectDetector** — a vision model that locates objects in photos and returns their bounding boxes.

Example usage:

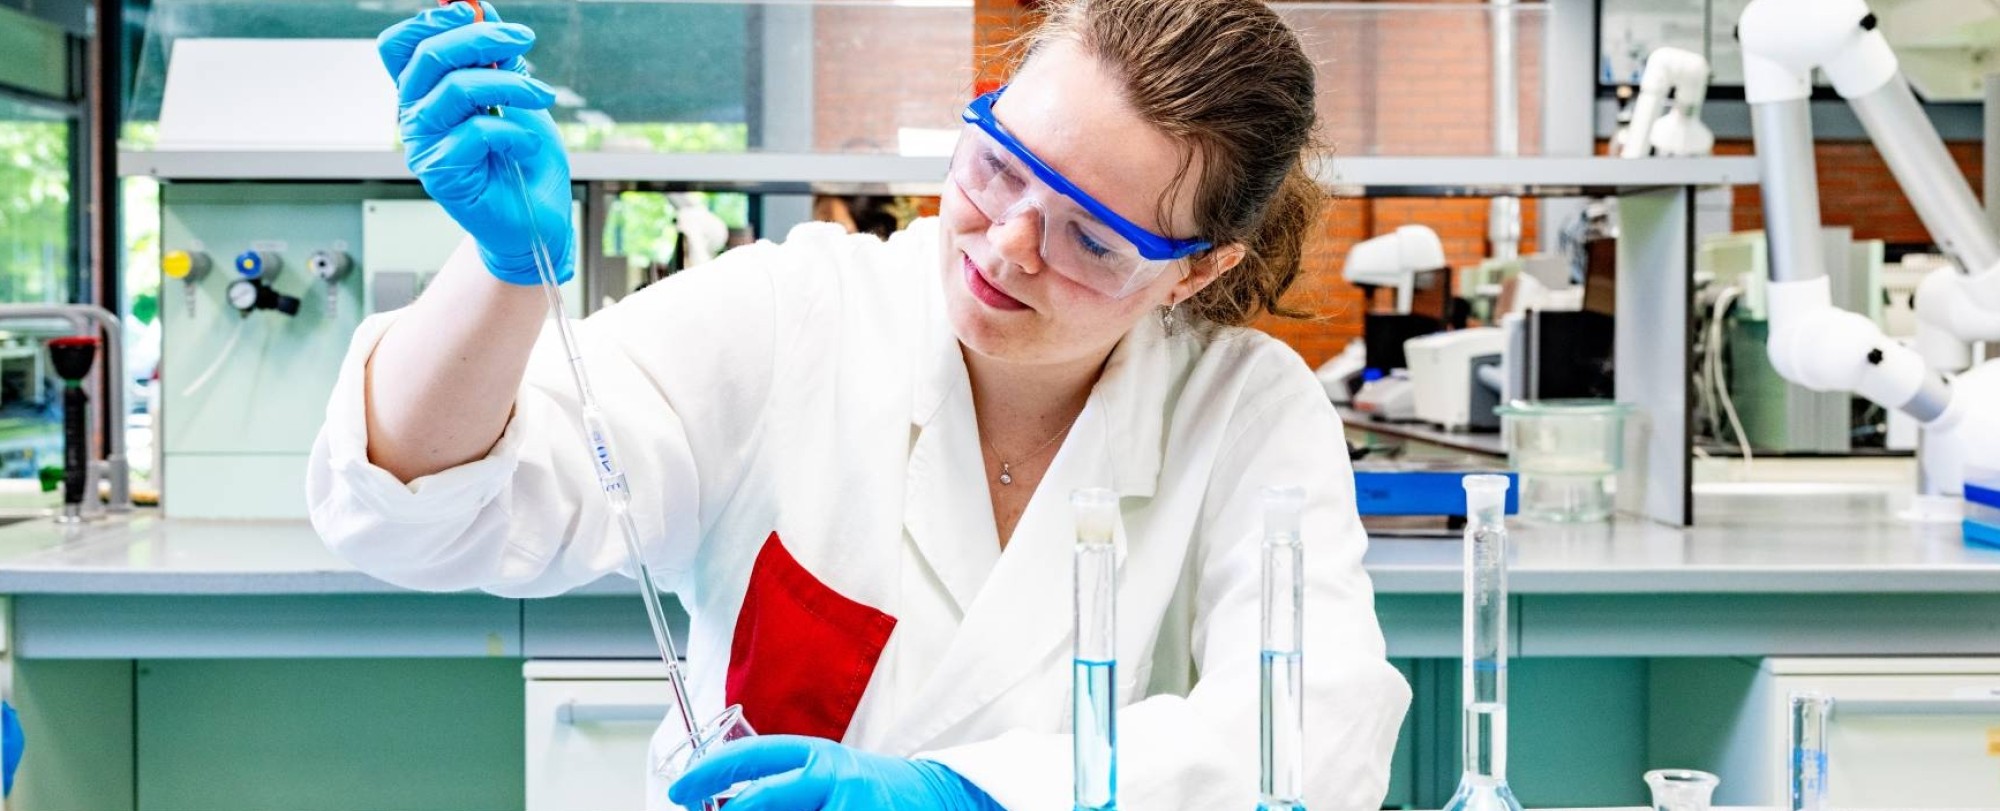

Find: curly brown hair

[1023,0,1323,327]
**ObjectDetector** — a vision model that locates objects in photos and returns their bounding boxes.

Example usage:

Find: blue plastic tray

[1353,470,1520,516]
[1965,518,2000,550]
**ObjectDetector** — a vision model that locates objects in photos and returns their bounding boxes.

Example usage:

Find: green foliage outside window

[0,119,69,304]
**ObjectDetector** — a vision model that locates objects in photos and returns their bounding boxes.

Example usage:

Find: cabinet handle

[556,701,672,725]
[1833,698,2000,717]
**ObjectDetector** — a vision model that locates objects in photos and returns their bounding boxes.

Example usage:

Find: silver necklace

[982,417,1077,486]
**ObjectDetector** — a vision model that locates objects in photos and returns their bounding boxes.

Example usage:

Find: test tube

[1260,486,1306,811]
[1072,488,1119,811]
[1788,691,1830,811]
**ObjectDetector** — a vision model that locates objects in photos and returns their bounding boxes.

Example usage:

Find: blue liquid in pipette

[1260,650,1306,811]
[1073,658,1117,811]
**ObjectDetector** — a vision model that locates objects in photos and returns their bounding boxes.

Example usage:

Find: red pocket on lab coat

[726,532,896,741]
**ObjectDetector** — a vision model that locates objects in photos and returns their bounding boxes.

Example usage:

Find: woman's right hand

[377,2,575,285]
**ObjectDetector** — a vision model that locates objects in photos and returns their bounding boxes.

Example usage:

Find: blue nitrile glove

[2,700,22,796]
[668,735,1004,811]
[377,2,574,285]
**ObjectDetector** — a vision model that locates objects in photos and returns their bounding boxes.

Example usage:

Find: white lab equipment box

[1403,327,1507,431]
[1654,657,2000,808]
[524,660,672,811]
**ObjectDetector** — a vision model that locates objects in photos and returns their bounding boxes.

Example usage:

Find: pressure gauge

[227,279,302,317]
[233,250,281,280]
[227,279,261,313]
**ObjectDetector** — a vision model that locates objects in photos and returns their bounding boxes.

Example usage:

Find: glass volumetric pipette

[433,4,719,804]
[507,160,700,750]
[1072,488,1120,811]
[1260,487,1307,811]
[1443,475,1523,811]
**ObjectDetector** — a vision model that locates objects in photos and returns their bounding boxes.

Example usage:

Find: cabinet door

[1771,672,2000,807]
[526,678,672,811]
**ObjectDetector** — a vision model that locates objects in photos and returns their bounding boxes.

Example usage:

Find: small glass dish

[1644,768,1719,811]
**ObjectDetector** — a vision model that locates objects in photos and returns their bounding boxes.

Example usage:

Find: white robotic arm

[1739,0,2000,496]
[1618,46,1716,158]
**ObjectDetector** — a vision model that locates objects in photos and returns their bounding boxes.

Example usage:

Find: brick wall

[966,0,1545,368]
[951,4,1986,370]
[1711,139,1984,246]
[974,0,1044,95]
[813,5,973,152]
[1264,0,1544,367]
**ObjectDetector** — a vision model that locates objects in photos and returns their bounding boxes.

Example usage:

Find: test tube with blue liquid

[1443,475,1523,811]
[1260,486,1307,811]
[1072,488,1120,811]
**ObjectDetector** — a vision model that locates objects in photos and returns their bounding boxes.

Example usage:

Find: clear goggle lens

[950,125,1177,300]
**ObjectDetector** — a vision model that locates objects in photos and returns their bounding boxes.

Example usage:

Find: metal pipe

[1489,0,1521,260]
[0,304,130,512]
[1750,99,1828,283]
[1984,71,2000,235]
[88,0,123,482]
[1849,74,2000,283]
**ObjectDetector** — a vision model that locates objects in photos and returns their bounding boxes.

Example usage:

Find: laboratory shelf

[1314,155,1760,197]
[118,149,951,193]
[119,150,1759,199]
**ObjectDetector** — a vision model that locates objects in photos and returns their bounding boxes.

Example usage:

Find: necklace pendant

[998,463,1013,486]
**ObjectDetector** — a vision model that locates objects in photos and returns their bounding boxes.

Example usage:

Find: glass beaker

[1496,399,1634,522]
[650,704,757,810]
[1644,769,1719,811]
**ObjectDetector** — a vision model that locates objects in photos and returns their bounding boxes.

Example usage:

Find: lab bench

[2,488,1996,810]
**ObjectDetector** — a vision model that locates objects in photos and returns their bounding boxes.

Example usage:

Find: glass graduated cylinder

[1260,650,1304,811]
[1444,475,1521,811]
[1073,657,1117,811]
[1072,488,1120,811]
[1260,485,1306,811]
[1789,692,1830,811]
[1464,519,1508,779]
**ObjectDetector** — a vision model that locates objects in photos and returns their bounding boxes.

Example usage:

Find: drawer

[526,666,676,811]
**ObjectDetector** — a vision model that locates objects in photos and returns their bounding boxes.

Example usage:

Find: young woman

[309,0,1411,807]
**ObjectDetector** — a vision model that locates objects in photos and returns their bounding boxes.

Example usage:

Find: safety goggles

[951,88,1212,300]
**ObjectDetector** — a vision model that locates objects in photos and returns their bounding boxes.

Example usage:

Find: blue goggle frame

[961,88,1212,261]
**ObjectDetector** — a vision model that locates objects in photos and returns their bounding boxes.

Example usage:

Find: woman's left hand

[668,735,1003,811]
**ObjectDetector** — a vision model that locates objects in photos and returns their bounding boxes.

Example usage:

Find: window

[0,96,74,483]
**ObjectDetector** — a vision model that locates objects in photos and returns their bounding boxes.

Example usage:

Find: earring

[1158,301,1181,334]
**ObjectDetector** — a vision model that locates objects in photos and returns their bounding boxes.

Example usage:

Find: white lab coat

[307,218,1411,810]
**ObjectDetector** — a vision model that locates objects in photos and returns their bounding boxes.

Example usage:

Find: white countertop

[1370,482,2000,594]
[1,484,1995,596]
